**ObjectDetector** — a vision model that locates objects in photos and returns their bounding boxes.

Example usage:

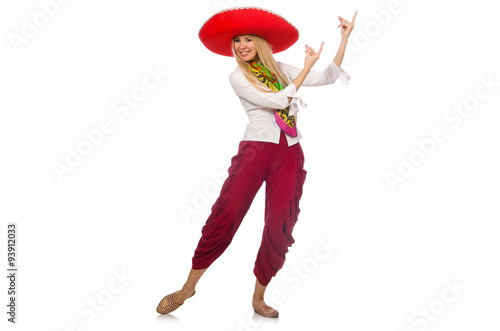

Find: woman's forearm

[288,38,348,102]
[333,38,348,67]
[287,65,312,102]
[292,65,313,91]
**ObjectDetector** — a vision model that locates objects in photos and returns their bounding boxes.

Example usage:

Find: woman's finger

[351,10,358,24]
[338,16,353,27]
[306,45,316,54]
[338,15,350,24]
[317,42,324,56]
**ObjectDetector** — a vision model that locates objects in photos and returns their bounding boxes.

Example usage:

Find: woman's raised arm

[287,42,324,102]
[334,11,357,67]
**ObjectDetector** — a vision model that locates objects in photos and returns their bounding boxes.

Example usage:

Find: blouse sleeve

[229,69,297,110]
[278,61,351,86]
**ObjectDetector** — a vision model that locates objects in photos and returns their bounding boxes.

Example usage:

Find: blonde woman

[157,7,356,318]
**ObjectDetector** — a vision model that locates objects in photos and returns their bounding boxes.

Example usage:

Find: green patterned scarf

[248,61,297,137]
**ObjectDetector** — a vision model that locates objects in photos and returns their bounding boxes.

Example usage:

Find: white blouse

[229,61,351,146]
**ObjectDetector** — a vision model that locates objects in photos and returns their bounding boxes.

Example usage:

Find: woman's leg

[252,278,279,317]
[157,140,270,314]
[254,138,307,290]
[192,140,268,271]
[173,268,207,304]
[252,278,268,308]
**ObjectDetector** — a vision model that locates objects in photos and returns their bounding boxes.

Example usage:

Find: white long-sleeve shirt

[229,61,351,146]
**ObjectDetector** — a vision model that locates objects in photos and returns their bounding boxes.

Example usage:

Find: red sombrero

[199,7,299,57]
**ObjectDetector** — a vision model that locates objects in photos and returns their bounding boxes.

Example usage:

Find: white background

[1,0,499,330]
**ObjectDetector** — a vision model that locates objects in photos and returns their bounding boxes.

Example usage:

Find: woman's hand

[304,42,324,69]
[290,42,325,97]
[338,11,357,40]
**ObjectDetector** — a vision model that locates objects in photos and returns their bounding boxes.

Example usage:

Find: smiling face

[233,34,259,62]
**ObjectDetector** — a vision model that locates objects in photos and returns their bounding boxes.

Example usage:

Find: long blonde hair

[232,35,291,93]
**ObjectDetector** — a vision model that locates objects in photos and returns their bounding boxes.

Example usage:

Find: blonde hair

[232,35,291,93]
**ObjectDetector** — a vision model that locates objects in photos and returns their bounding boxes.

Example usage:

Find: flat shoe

[156,290,195,314]
[254,304,279,318]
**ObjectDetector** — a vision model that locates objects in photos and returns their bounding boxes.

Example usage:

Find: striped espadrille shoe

[156,290,195,314]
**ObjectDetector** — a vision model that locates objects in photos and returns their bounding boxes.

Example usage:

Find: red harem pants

[192,130,307,286]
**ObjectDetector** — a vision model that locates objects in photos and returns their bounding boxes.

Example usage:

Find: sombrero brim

[199,7,299,57]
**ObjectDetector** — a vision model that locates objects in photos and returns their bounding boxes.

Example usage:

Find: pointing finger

[352,10,358,24]
[317,41,324,55]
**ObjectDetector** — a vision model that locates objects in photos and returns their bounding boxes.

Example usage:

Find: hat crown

[198,6,299,36]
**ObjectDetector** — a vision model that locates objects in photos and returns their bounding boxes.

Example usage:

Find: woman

[157,7,357,318]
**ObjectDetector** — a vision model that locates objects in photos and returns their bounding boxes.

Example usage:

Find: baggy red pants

[192,130,307,286]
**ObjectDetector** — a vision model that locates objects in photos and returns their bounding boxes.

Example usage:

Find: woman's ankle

[181,286,196,296]
[252,296,264,303]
